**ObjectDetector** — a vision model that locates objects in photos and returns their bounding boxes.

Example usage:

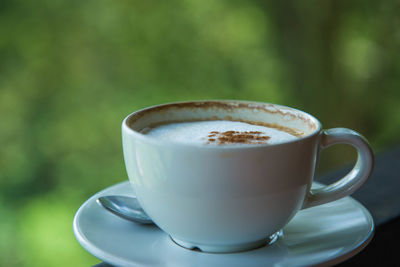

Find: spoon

[97,195,154,225]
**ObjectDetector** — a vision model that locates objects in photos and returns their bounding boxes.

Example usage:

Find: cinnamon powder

[206,131,270,145]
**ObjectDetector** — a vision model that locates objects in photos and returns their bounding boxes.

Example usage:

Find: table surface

[91,146,400,267]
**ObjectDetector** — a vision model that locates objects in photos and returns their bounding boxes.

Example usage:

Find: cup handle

[302,128,374,209]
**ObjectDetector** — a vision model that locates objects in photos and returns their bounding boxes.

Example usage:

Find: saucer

[73,182,374,267]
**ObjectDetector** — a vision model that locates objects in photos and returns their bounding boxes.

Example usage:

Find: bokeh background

[1,0,399,266]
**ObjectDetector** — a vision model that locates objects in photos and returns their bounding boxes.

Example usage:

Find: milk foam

[143,120,298,145]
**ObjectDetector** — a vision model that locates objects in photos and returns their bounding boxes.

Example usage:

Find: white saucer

[73,182,374,267]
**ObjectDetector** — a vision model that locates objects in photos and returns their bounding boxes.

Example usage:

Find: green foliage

[0,0,399,265]
[17,192,97,266]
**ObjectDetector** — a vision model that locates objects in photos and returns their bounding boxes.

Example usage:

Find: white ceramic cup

[122,100,374,253]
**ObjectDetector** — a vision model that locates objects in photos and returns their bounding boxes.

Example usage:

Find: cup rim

[122,100,322,150]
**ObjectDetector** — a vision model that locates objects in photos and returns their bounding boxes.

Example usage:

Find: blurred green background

[1,0,399,266]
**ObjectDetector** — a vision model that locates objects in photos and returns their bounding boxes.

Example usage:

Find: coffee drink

[143,120,301,145]
[123,100,373,253]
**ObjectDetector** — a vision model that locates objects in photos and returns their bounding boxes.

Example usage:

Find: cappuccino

[123,101,374,253]
[143,120,300,145]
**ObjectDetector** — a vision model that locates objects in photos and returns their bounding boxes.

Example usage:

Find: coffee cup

[122,100,373,253]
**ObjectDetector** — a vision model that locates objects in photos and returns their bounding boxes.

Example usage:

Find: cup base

[170,230,283,253]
